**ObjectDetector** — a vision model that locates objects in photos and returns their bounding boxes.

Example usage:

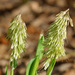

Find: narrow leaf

[26,34,44,75]
[29,56,39,75]
[26,58,35,75]
[36,34,44,59]
[47,57,56,75]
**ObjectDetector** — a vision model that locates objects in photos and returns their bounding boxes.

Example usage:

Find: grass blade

[29,56,39,75]
[36,34,44,59]
[26,34,44,75]
[5,65,8,75]
[26,58,35,75]
[47,57,56,75]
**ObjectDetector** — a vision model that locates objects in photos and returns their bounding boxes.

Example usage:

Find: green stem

[47,57,56,75]
[5,65,8,75]
[10,68,14,75]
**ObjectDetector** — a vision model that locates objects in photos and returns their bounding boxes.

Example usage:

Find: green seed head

[7,14,27,63]
[44,9,73,69]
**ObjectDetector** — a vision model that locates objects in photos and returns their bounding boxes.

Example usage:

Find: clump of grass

[6,9,73,75]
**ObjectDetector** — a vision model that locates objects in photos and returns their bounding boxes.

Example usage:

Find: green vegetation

[6,9,73,75]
